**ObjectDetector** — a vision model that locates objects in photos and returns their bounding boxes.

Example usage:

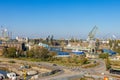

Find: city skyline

[0,0,120,39]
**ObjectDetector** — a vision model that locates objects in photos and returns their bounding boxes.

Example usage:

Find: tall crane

[87,26,98,54]
[87,26,98,41]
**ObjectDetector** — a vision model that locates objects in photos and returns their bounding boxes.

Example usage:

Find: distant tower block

[4,28,8,38]
[0,26,10,41]
[8,32,12,39]
[0,26,3,39]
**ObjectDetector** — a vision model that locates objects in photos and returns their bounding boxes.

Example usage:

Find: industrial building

[0,41,26,55]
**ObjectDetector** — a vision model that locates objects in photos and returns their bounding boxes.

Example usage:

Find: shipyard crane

[87,26,98,41]
[87,26,98,54]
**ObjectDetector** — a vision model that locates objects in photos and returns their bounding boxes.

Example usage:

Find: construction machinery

[87,26,98,54]
[87,26,98,41]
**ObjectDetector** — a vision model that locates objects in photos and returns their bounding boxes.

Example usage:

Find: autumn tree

[3,47,17,58]
[26,46,56,61]
[99,53,109,59]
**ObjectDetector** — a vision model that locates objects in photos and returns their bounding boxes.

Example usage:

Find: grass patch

[14,57,95,68]
[48,60,92,67]
[16,57,42,62]
[110,60,120,66]
[82,63,99,68]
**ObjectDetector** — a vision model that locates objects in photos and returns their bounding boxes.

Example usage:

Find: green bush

[105,58,111,70]
[3,47,17,58]
[99,53,109,59]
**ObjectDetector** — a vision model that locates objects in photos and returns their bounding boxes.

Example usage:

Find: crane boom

[88,26,98,41]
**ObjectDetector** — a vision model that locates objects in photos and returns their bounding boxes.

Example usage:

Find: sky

[0,0,120,39]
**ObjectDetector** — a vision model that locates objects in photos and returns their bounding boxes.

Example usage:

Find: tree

[3,47,17,58]
[48,51,57,60]
[27,47,50,60]
[46,35,50,43]
[80,57,88,65]
[109,39,113,49]
[3,47,8,57]
[26,49,34,58]
[105,57,111,70]
[34,47,49,59]
[111,40,120,54]
[49,51,57,57]
[70,37,75,42]
[99,53,109,59]
[50,35,54,45]
[95,39,100,52]
[34,39,40,44]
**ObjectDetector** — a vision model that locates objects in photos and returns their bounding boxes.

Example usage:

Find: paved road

[85,59,106,74]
